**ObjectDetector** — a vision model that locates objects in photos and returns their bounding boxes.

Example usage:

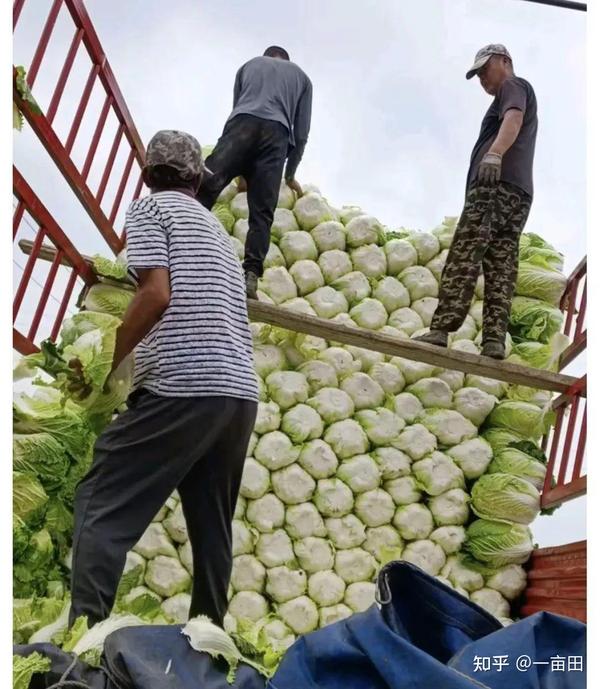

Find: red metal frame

[13,0,146,255]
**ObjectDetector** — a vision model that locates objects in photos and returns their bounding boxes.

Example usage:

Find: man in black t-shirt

[416,45,537,359]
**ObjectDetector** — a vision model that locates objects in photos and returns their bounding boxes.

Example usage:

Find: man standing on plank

[69,130,258,628]
[416,45,537,359]
[197,45,313,300]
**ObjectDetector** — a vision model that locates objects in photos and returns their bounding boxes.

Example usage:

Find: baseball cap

[145,130,212,179]
[466,44,512,80]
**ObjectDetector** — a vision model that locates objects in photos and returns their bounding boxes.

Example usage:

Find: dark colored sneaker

[481,340,505,360]
[413,329,448,347]
[245,271,259,300]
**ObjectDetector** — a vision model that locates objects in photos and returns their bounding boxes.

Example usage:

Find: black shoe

[245,271,259,300]
[481,340,505,360]
[413,329,448,347]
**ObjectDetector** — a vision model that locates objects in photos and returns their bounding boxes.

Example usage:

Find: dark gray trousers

[69,390,257,627]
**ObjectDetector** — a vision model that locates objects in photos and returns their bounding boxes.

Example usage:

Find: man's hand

[67,358,93,400]
[477,152,503,186]
[237,177,247,193]
[286,178,303,198]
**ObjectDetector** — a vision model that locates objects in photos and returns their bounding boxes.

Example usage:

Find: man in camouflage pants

[416,45,536,359]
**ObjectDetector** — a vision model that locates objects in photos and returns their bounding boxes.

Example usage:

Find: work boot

[481,340,505,360]
[245,271,259,300]
[413,329,448,348]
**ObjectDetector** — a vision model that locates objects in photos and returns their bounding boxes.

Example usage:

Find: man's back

[229,55,311,146]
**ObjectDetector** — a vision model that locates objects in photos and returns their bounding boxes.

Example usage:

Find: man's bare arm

[489,108,524,156]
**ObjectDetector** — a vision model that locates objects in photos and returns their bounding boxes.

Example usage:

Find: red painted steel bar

[562,276,578,337]
[64,63,99,154]
[50,268,79,340]
[47,27,84,124]
[571,403,586,480]
[13,0,26,28]
[133,171,144,199]
[13,201,25,240]
[574,280,586,338]
[541,476,587,509]
[27,0,64,88]
[109,148,135,224]
[557,394,580,486]
[543,405,565,495]
[14,328,39,356]
[28,249,63,342]
[97,124,124,204]
[13,228,46,321]
[81,93,112,181]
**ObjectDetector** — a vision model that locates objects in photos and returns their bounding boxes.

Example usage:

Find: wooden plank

[248,301,579,394]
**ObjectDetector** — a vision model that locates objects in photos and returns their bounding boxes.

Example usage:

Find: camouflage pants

[431,182,532,342]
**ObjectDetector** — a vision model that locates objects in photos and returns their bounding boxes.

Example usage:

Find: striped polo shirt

[124,191,258,402]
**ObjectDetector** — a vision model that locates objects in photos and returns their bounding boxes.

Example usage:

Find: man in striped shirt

[69,130,258,628]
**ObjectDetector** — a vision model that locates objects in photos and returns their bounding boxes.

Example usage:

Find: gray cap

[466,44,512,80]
[145,130,211,179]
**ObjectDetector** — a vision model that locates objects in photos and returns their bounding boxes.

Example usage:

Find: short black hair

[145,164,197,191]
[264,45,290,60]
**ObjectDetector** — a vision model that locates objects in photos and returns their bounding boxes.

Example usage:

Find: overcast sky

[13,0,587,545]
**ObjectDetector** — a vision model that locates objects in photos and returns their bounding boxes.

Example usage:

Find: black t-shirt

[467,76,538,198]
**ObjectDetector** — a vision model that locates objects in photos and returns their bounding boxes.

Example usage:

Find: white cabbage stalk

[426,250,448,281]
[429,488,471,526]
[399,266,438,300]
[255,401,281,435]
[297,360,338,394]
[355,408,404,446]
[451,317,479,342]
[418,409,478,447]
[337,454,381,494]
[372,276,411,313]
[232,520,257,556]
[465,374,509,399]
[408,231,440,264]
[228,592,269,622]
[295,333,328,360]
[271,208,299,239]
[392,424,437,460]
[256,529,295,568]
[259,267,297,304]
[340,372,385,410]
[266,566,308,603]
[245,494,285,533]
[331,271,372,305]
[231,193,249,219]
[363,525,404,563]
[133,523,177,559]
[285,502,327,539]
[432,217,457,249]
[145,556,191,597]
[277,183,296,210]
[240,458,271,500]
[152,505,168,523]
[384,239,418,274]
[411,297,439,327]
[436,368,465,392]
[262,619,296,651]
[385,476,422,505]
[318,249,353,283]
[412,451,465,496]
[407,378,453,409]
[371,447,411,480]
[266,371,309,410]
[163,503,188,544]
[334,548,376,584]
[393,503,434,540]
[391,357,438,385]
[161,593,191,624]
[368,362,406,395]
[254,431,300,470]
[447,438,493,480]
[344,582,377,613]
[307,387,355,424]
[325,514,367,549]
[345,215,384,248]
[294,537,335,572]
[294,192,334,231]
[231,555,266,592]
[323,419,369,458]
[257,289,275,304]
[271,464,316,505]
[350,298,388,330]
[344,345,385,371]
[307,570,346,606]
[354,489,395,527]
[306,286,349,318]
[387,392,424,424]
[475,274,486,299]
[470,588,510,619]
[234,496,246,520]
[179,541,193,575]
[217,181,238,204]
[319,604,352,628]
[298,439,339,479]
[339,206,363,225]
[402,540,446,576]
[230,235,244,260]
[387,307,424,335]
[442,556,484,593]
[264,243,286,269]
[251,322,272,345]
[430,526,467,555]
[486,565,527,600]
[351,244,387,279]
[281,404,324,444]
[253,344,287,379]
[314,478,355,517]
[289,260,325,295]
[453,388,497,427]
[311,221,346,253]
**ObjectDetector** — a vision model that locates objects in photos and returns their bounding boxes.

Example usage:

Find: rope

[45,654,95,689]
